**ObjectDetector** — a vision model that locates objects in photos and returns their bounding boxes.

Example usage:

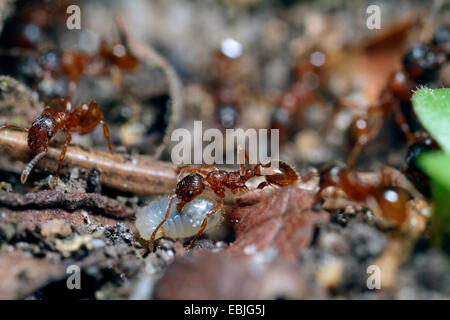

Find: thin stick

[0,130,177,195]
[115,14,182,160]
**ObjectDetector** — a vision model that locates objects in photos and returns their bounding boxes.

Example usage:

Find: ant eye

[187,191,193,197]
[47,131,53,138]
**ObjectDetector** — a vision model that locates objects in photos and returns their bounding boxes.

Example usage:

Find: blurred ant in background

[59,41,139,96]
[0,41,139,98]
[210,38,248,130]
[0,1,139,98]
[270,49,329,145]
[346,27,449,167]
[315,162,419,225]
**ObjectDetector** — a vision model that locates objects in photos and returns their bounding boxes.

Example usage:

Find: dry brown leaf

[358,13,421,105]
[227,185,329,260]
[0,208,137,235]
[0,251,66,299]
[154,251,305,300]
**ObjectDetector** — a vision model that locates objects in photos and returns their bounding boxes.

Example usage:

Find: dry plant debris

[228,185,329,260]
[0,190,135,218]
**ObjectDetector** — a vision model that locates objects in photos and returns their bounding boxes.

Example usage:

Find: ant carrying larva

[135,197,223,243]
[147,150,299,251]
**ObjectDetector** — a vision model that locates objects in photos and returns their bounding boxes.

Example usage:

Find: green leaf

[418,152,450,247]
[418,151,450,192]
[412,88,450,153]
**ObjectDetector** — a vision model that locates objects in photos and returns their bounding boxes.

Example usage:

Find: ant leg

[0,125,28,132]
[301,171,319,183]
[149,195,176,251]
[257,181,270,189]
[347,115,383,167]
[237,145,250,175]
[54,133,72,188]
[257,181,280,190]
[201,164,218,171]
[91,102,114,153]
[186,197,225,250]
[100,120,114,153]
[110,66,124,91]
[67,80,77,100]
[392,105,418,143]
[230,186,249,194]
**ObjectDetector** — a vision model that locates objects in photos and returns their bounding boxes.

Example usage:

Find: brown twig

[115,14,183,160]
[0,190,134,218]
[0,130,177,195]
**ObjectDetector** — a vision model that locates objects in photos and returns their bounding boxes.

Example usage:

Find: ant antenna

[21,151,47,184]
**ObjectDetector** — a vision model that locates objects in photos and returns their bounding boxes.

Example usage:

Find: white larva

[135,197,222,241]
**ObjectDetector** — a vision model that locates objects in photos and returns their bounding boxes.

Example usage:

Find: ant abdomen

[263,161,298,187]
[136,197,222,241]
[374,186,409,225]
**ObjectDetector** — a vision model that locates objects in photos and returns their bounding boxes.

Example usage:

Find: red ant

[0,97,113,186]
[210,47,246,129]
[0,41,138,98]
[60,41,139,94]
[271,49,328,145]
[149,157,298,251]
[346,29,448,166]
[315,162,417,225]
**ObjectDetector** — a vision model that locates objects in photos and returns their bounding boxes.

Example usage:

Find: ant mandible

[0,97,113,186]
[149,155,298,251]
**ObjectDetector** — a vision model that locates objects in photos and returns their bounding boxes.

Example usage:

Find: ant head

[176,173,205,208]
[27,114,57,151]
[402,44,438,81]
